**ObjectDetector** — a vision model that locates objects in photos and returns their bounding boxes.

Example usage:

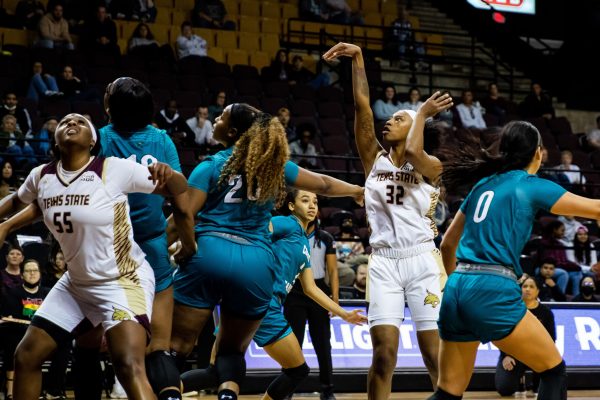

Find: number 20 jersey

[364,151,440,250]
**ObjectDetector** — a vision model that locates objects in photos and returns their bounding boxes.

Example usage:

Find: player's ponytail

[440,121,541,190]
[219,103,290,206]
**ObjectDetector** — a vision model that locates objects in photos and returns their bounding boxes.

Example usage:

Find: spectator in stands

[325,0,363,24]
[434,184,449,230]
[43,246,66,288]
[36,3,74,50]
[192,0,235,30]
[289,55,330,90]
[349,263,367,299]
[519,82,555,119]
[128,22,159,53]
[541,220,583,296]
[0,115,36,166]
[155,99,194,145]
[401,86,424,112]
[289,125,319,169]
[480,82,515,124]
[334,213,365,264]
[133,0,157,22]
[270,49,292,82]
[558,215,584,245]
[277,107,296,142]
[299,0,329,21]
[567,225,598,274]
[572,277,599,302]
[176,21,207,59]
[584,115,600,151]
[26,61,62,102]
[16,0,45,30]
[456,89,487,129]
[185,105,218,151]
[56,65,98,103]
[389,5,425,69]
[556,150,586,185]
[495,276,555,396]
[372,85,402,122]
[1,245,24,293]
[35,116,56,157]
[208,90,227,122]
[536,258,567,302]
[0,92,32,137]
[538,146,570,186]
[84,5,119,61]
[0,160,17,199]
[0,259,49,400]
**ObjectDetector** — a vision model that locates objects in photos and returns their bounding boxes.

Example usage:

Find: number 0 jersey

[17,157,157,284]
[364,150,440,250]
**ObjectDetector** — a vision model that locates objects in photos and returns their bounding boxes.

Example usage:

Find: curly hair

[219,105,290,206]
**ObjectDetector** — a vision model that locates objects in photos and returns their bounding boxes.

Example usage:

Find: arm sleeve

[109,158,157,194]
[525,176,567,212]
[284,161,300,185]
[188,158,216,193]
[17,165,43,204]
[164,135,182,173]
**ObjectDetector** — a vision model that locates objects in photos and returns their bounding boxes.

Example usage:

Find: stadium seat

[216,30,237,49]
[207,47,225,63]
[346,0,360,12]
[291,84,316,102]
[171,10,188,27]
[319,118,347,136]
[260,17,281,34]
[154,0,173,7]
[155,8,172,25]
[174,0,194,10]
[239,32,260,51]
[225,48,249,66]
[303,22,322,45]
[173,91,204,108]
[350,26,368,47]
[240,15,260,32]
[361,0,380,13]
[264,81,289,99]
[365,28,383,51]
[261,2,281,19]
[323,158,348,171]
[293,117,319,135]
[232,64,259,80]
[262,97,288,115]
[540,131,557,149]
[318,86,344,103]
[152,24,171,44]
[571,150,591,169]
[222,0,239,15]
[72,101,106,126]
[235,95,260,108]
[39,98,71,119]
[149,73,178,90]
[364,13,382,26]
[292,100,317,117]
[240,0,261,17]
[556,134,581,151]
[2,28,31,46]
[236,79,262,96]
[324,23,347,38]
[178,56,204,74]
[318,102,344,118]
[178,74,207,92]
[319,207,342,222]
[381,0,398,15]
[195,28,215,47]
[205,61,231,77]
[383,14,397,26]
[249,51,270,70]
[353,208,367,227]
[322,135,351,154]
[280,3,298,19]
[207,75,235,95]
[260,33,281,54]
[548,116,573,136]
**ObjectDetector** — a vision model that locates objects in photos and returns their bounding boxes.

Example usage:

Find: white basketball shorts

[367,242,446,331]
[35,262,155,334]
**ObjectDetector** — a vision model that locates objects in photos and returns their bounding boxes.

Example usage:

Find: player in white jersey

[0,113,188,400]
[323,43,453,399]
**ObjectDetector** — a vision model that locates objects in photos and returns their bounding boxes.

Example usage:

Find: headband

[84,116,97,143]
[404,110,417,121]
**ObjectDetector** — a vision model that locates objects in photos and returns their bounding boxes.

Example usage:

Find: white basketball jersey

[365,151,439,249]
[18,157,157,285]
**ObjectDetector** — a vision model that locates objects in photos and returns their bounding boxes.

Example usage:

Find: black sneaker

[320,389,336,400]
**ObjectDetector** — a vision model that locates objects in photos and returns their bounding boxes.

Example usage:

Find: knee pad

[266,363,310,399]
[145,350,181,394]
[215,352,246,384]
[284,363,310,380]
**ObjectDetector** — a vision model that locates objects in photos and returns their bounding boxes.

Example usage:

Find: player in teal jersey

[428,120,600,400]
[179,190,366,400]
[98,77,195,400]
[168,103,363,400]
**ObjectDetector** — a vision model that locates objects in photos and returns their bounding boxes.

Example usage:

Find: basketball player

[428,120,596,400]
[180,190,367,400]
[100,77,195,400]
[168,104,363,400]
[0,113,187,400]
[323,42,453,399]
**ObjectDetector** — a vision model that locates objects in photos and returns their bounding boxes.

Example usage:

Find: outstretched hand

[343,309,368,325]
[148,162,173,188]
[323,42,362,62]
[418,91,453,119]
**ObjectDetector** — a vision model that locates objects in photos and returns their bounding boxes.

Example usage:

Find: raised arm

[405,91,453,183]
[292,166,363,204]
[323,42,380,175]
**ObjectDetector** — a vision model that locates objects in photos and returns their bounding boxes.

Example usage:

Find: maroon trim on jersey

[55,156,106,187]
[40,161,58,178]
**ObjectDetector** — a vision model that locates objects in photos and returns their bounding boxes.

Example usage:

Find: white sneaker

[110,378,127,399]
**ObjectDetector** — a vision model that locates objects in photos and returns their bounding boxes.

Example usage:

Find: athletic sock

[218,389,238,400]
[427,387,463,400]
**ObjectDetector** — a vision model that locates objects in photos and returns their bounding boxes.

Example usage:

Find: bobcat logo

[424,290,440,308]
[112,307,131,321]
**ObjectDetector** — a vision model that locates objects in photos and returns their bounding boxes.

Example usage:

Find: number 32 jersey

[364,150,440,249]
[17,157,157,284]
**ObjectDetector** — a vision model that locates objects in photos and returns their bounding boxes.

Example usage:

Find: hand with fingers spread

[418,91,454,119]
[322,42,362,62]
[147,162,174,188]
[341,309,368,325]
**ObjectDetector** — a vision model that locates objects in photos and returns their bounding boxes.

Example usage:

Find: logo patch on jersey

[111,307,132,321]
[424,290,440,308]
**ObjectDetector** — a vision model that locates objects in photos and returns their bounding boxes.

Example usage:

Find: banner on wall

[245,304,600,370]
[466,0,536,15]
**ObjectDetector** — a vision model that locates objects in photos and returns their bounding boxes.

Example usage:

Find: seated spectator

[556,150,586,185]
[389,5,425,69]
[0,115,36,166]
[0,160,17,199]
[372,85,402,122]
[289,126,319,169]
[479,82,515,124]
[185,105,218,150]
[270,49,292,82]
[43,246,66,288]
[535,258,567,302]
[155,99,194,144]
[35,116,56,157]
[0,259,50,400]
[176,21,207,59]
[208,91,227,122]
[585,115,600,151]
[572,277,599,302]
[1,246,24,294]
[559,215,584,245]
[325,0,363,24]
[192,0,235,30]
[16,0,45,30]
[519,82,555,119]
[541,220,583,296]
[334,213,365,264]
[57,65,98,103]
[538,146,570,186]
[401,86,423,112]
[84,5,120,61]
[567,226,598,274]
[0,92,32,137]
[289,55,329,89]
[128,22,159,53]
[108,0,156,21]
[299,0,328,21]
[27,61,62,102]
[342,263,367,299]
[277,107,296,142]
[495,276,555,396]
[456,89,487,129]
[35,3,74,50]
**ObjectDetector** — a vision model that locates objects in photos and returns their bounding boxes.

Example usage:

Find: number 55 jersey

[17,157,158,284]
